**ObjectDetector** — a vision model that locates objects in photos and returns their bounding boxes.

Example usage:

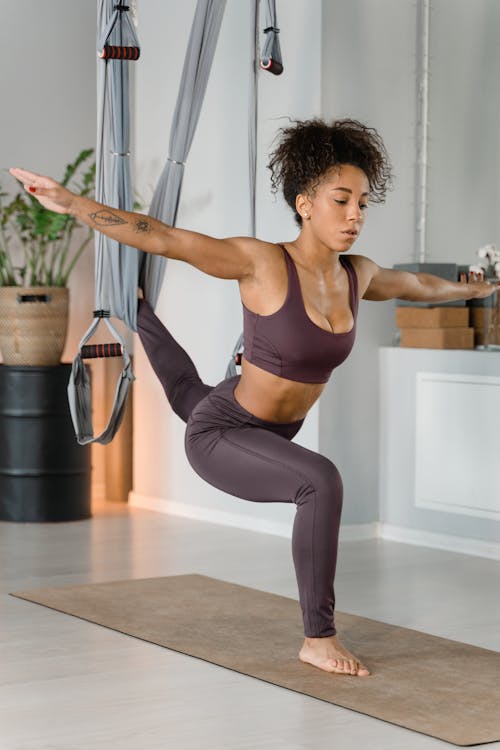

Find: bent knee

[297,456,343,506]
[316,455,343,491]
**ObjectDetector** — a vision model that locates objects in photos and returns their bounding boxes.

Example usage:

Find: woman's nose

[347,202,362,221]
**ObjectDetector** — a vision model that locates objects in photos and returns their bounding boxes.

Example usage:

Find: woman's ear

[296,193,312,221]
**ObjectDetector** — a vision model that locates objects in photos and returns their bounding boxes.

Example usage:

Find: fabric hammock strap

[67,315,135,446]
[139,0,227,306]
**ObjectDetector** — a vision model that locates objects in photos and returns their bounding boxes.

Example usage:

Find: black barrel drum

[0,364,91,522]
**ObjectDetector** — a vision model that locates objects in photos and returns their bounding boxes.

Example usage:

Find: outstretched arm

[8,168,256,281]
[354,255,498,303]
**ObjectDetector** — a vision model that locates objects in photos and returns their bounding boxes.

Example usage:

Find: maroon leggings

[137,299,343,638]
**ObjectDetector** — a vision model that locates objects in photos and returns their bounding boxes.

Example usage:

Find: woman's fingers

[459,269,499,298]
[9,167,41,184]
[9,167,56,190]
[8,167,74,214]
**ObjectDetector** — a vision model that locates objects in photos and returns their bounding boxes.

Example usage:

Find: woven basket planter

[0,287,69,366]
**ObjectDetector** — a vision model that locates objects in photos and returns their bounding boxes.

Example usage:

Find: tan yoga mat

[11,574,500,746]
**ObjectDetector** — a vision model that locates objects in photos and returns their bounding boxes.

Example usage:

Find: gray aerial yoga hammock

[68,0,142,445]
[68,0,282,445]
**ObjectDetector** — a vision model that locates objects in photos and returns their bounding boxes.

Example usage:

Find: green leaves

[0,149,95,287]
[61,147,94,187]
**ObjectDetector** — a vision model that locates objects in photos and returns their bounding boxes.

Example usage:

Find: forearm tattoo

[89,210,127,226]
[135,219,150,233]
[88,210,151,235]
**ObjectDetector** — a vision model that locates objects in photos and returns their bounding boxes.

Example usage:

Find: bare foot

[299,635,370,676]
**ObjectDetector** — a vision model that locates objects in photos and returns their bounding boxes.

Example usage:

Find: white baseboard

[129,492,377,541]
[379,523,500,561]
[129,493,500,560]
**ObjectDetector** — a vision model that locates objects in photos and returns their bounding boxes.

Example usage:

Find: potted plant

[0,149,95,366]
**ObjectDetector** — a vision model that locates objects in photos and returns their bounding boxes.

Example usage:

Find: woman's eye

[334,199,368,210]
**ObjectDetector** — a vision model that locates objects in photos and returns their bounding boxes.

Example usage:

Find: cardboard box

[400,327,474,349]
[396,307,469,329]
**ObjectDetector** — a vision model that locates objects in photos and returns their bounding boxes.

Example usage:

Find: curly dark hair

[267,118,393,226]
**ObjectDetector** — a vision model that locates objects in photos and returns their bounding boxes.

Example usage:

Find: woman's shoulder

[348,253,380,276]
[233,237,284,256]
[237,241,289,310]
[235,238,286,273]
[347,254,379,297]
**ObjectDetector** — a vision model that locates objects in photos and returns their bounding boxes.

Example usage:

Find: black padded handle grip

[81,343,123,359]
[259,58,283,75]
[99,45,140,60]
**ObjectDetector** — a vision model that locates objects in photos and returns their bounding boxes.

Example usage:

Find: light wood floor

[1,499,500,750]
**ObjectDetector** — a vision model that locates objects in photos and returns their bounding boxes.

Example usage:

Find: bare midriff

[233,356,327,423]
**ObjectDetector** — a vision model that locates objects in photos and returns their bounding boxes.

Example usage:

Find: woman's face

[298,163,370,251]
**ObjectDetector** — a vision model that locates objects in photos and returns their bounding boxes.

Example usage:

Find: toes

[326,658,355,674]
[332,659,352,674]
[357,664,371,676]
[325,658,349,674]
[323,657,369,676]
[341,659,362,675]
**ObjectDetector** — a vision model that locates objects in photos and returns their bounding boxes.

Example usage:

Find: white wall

[320,0,417,524]
[131,0,324,534]
[426,0,500,262]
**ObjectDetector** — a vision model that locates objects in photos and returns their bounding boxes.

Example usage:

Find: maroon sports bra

[242,244,359,384]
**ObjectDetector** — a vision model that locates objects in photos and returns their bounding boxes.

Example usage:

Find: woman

[10,118,497,678]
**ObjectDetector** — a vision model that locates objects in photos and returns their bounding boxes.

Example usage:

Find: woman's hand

[9,168,76,215]
[459,270,499,300]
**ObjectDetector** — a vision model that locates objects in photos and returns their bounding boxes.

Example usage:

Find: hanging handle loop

[68,315,135,446]
[79,310,123,358]
[97,3,140,61]
[260,25,283,75]
[259,2,283,76]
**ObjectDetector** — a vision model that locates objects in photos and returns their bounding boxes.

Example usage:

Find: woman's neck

[286,235,344,277]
